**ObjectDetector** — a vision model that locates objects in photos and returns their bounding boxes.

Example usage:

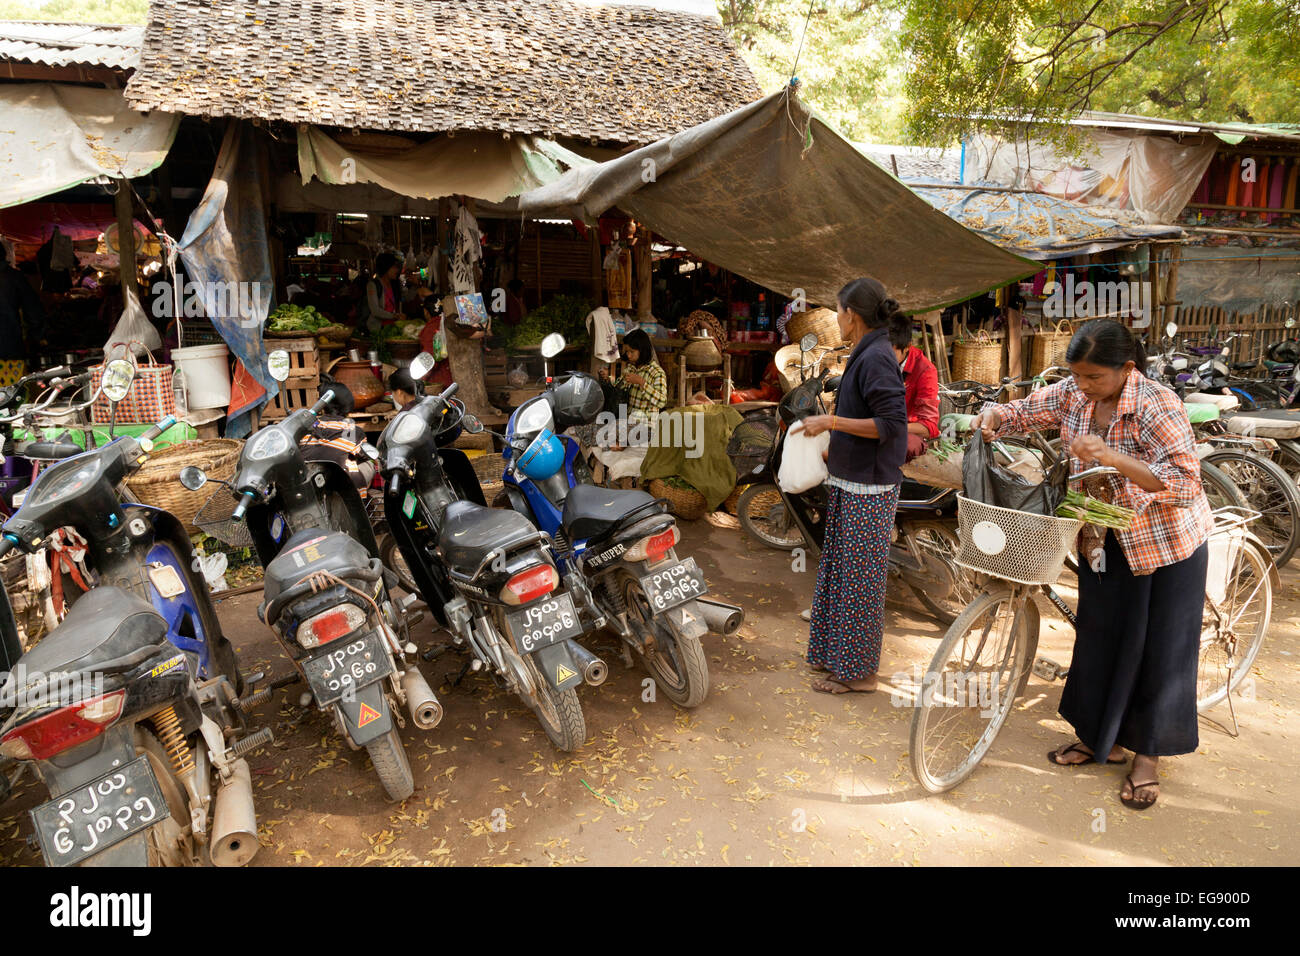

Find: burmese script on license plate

[640,558,708,613]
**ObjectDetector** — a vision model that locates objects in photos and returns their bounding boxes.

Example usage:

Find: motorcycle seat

[562,483,663,542]
[1223,409,1300,439]
[12,587,170,682]
[1231,361,1259,373]
[263,528,374,613]
[438,499,541,571]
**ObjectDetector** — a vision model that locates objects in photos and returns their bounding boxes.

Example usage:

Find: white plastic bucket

[172,344,231,410]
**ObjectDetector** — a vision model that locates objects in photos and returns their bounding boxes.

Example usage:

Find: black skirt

[1059,532,1209,758]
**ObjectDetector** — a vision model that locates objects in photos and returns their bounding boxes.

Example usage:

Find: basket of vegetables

[266,304,331,337]
[650,476,707,521]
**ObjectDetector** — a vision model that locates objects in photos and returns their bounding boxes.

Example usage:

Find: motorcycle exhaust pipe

[210,758,259,868]
[696,597,744,637]
[567,642,608,687]
[401,666,444,730]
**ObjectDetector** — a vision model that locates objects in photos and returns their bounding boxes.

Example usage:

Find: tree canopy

[0,0,146,21]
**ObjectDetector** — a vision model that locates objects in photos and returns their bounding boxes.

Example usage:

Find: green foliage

[505,295,592,350]
[0,0,148,22]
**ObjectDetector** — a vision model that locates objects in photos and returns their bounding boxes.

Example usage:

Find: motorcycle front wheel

[620,571,710,708]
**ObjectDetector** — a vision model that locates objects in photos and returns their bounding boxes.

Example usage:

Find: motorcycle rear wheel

[905,521,982,627]
[522,654,586,752]
[736,482,804,550]
[365,726,415,802]
[620,571,710,708]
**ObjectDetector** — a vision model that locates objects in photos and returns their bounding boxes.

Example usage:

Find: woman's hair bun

[876,297,903,323]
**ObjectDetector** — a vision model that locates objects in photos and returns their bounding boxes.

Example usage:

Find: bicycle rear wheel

[1198,541,1272,711]
[1201,450,1300,568]
[1199,460,1249,513]
[910,588,1037,794]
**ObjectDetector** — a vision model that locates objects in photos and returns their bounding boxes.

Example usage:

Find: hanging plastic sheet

[963,130,1216,225]
[177,122,276,438]
[518,89,1036,311]
[0,84,179,209]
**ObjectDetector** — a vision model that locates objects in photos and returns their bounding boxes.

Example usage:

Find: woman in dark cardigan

[798,278,909,694]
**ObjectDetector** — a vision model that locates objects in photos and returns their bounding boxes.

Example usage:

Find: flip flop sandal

[812,677,874,695]
[1047,742,1126,766]
[807,663,829,672]
[1120,775,1159,811]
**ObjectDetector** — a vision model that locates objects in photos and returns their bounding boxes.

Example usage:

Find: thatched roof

[124,0,762,145]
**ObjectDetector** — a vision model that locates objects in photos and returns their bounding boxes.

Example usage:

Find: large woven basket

[649,478,707,521]
[952,331,1001,385]
[472,452,505,500]
[125,439,242,533]
[679,310,727,347]
[786,308,843,351]
[1029,321,1074,378]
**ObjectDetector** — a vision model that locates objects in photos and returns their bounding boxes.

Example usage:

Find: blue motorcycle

[493,334,738,708]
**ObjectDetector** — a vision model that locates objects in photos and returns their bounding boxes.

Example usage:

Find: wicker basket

[722,485,742,515]
[774,342,850,393]
[953,495,1082,585]
[472,453,505,486]
[952,331,1001,385]
[649,478,707,521]
[125,439,242,534]
[679,310,727,347]
[786,308,843,351]
[1029,321,1074,378]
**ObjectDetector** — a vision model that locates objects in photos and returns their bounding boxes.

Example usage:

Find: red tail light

[500,564,558,605]
[299,604,366,648]
[0,691,126,761]
[626,525,680,562]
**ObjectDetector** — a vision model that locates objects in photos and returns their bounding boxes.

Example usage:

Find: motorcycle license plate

[639,558,709,614]
[506,592,582,654]
[302,630,393,707]
[31,755,170,867]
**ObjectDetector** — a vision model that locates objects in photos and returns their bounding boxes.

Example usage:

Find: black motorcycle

[0,378,262,866]
[189,376,440,801]
[378,369,599,753]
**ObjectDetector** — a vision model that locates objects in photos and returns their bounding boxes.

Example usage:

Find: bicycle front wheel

[910,588,1037,794]
[1198,541,1272,712]
[1202,450,1300,568]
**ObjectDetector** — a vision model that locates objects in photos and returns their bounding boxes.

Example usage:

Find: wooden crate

[265,337,321,387]
[263,383,319,421]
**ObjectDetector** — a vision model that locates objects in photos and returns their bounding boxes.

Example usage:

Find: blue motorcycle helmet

[517,427,564,479]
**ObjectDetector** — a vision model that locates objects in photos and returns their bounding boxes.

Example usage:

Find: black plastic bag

[962,432,1067,515]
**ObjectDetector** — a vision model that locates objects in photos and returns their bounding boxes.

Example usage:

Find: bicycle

[908,463,1272,795]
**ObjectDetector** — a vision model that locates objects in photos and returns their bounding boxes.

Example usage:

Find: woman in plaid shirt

[599,328,668,421]
[973,319,1212,811]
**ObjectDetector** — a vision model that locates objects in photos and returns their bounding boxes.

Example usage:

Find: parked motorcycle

[493,334,738,708]
[0,358,263,867]
[734,333,977,624]
[187,349,440,801]
[379,355,596,751]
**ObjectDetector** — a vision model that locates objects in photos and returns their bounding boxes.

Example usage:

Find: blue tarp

[910,182,1184,260]
[178,122,276,438]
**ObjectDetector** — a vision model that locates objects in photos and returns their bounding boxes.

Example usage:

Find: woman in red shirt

[887,315,939,460]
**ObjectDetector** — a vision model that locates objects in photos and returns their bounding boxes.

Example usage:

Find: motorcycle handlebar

[139,414,177,445]
[388,471,402,497]
[35,365,72,381]
[311,388,336,415]
[439,382,459,401]
[0,536,14,559]
[231,489,256,521]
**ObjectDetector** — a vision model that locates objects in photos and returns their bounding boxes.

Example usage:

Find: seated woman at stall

[597,328,668,424]
[363,253,403,332]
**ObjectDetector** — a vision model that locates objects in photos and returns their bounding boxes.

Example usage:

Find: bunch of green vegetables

[267,303,329,333]
[1056,490,1135,530]
[506,295,592,350]
[928,438,964,462]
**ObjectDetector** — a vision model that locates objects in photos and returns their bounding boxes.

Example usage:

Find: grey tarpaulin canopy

[518,88,1036,311]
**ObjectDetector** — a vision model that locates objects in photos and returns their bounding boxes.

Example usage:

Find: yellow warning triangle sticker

[357,702,381,727]
[555,664,577,684]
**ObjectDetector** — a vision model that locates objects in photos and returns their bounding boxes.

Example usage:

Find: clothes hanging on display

[452,203,483,295]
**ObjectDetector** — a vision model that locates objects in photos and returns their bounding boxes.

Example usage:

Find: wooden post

[1161,246,1182,331]
[1005,305,1024,387]
[1148,245,1160,333]
[114,179,137,309]
[633,230,652,322]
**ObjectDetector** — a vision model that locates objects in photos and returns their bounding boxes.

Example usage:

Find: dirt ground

[2,514,1296,867]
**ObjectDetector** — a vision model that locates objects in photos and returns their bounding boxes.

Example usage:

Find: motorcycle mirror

[267,349,292,382]
[540,333,566,358]
[101,358,136,404]
[361,442,379,461]
[462,414,484,434]
[1165,322,1178,339]
[178,465,208,491]
[799,332,819,353]
[409,352,436,381]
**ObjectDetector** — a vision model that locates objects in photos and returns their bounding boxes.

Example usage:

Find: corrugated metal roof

[974,109,1300,144]
[0,21,142,70]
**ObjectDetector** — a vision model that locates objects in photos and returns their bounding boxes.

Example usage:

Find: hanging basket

[786,308,843,351]
[1029,320,1075,378]
[951,330,1001,385]
[649,478,707,521]
[124,439,242,534]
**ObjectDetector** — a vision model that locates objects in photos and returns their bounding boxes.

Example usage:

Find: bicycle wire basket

[954,495,1083,585]
[194,484,255,549]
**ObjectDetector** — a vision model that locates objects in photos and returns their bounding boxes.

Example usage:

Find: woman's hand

[971,408,1002,441]
[624,371,645,387]
[800,415,834,438]
[597,366,610,381]
[1069,434,1115,467]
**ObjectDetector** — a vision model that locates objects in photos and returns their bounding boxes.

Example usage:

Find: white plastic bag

[778,420,830,494]
[104,289,161,355]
